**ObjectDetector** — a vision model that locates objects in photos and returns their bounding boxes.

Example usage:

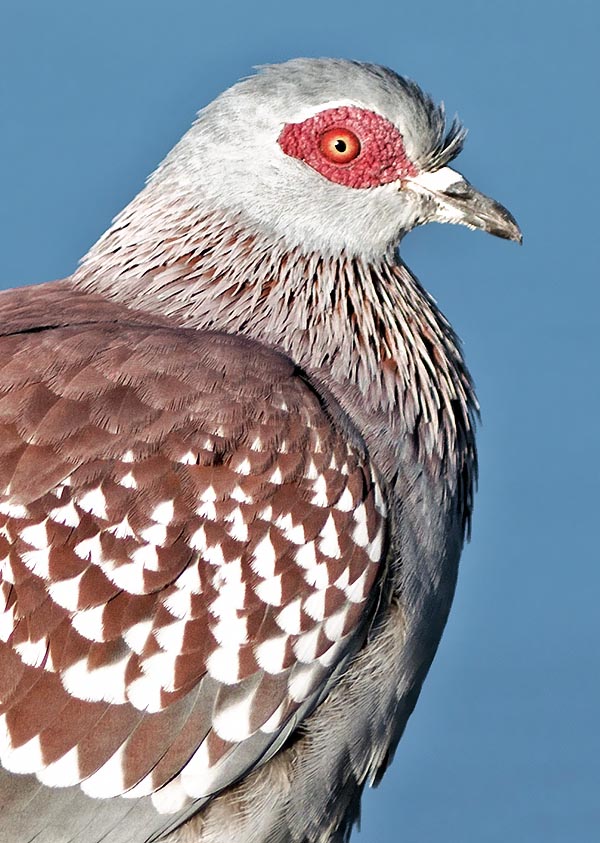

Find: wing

[0,318,387,834]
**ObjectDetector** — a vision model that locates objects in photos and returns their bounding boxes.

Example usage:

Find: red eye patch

[278,106,417,189]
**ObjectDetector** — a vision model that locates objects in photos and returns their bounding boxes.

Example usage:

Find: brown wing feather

[0,316,387,818]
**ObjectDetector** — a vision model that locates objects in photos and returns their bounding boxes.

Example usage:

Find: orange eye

[319,127,361,164]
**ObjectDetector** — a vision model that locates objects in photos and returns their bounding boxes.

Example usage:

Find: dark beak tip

[503,223,523,245]
[488,207,522,245]
[504,219,523,245]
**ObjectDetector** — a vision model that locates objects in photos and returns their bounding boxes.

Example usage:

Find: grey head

[149,58,521,259]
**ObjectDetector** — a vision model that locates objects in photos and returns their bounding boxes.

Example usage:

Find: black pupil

[334,138,347,153]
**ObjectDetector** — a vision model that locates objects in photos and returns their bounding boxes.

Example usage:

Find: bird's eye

[319,128,361,164]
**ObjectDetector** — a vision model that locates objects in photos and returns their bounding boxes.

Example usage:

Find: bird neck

[72,188,477,492]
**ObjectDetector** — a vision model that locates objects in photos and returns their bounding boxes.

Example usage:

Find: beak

[406,167,522,243]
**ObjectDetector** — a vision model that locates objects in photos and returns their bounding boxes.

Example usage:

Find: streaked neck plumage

[72,184,477,521]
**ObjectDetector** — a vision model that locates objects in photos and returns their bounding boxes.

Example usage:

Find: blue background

[1,1,597,841]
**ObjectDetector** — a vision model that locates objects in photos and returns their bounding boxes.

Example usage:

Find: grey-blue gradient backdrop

[1,1,597,841]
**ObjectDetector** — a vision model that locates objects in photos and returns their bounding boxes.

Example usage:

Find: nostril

[441,181,473,199]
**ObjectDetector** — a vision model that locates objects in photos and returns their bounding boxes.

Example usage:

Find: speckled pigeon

[0,59,520,843]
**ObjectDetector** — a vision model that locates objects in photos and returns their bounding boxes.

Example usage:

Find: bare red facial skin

[278,106,418,189]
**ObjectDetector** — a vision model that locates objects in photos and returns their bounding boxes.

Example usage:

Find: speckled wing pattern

[0,317,387,822]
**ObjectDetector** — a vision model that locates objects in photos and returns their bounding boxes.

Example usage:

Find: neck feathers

[73,189,477,504]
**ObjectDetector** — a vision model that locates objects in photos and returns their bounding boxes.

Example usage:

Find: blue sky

[1,1,598,841]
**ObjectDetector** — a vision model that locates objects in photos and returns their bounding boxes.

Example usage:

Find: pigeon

[0,58,520,843]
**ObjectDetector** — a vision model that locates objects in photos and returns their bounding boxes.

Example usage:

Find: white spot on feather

[49,499,80,527]
[62,653,129,704]
[151,500,174,525]
[324,605,350,641]
[212,613,248,648]
[81,744,127,797]
[150,777,190,813]
[251,533,277,578]
[275,513,304,545]
[0,603,16,642]
[105,560,147,594]
[71,604,107,641]
[78,486,108,519]
[163,588,194,619]
[206,646,240,684]
[14,636,48,667]
[304,460,319,480]
[295,541,316,570]
[1,556,16,585]
[311,474,328,506]
[255,635,289,674]
[225,507,248,542]
[0,730,44,774]
[260,700,287,733]
[213,687,257,741]
[19,520,49,549]
[255,575,282,606]
[347,567,370,603]
[318,514,341,559]
[141,650,180,692]
[368,523,385,562]
[124,619,153,654]
[180,740,224,799]
[173,563,202,594]
[175,562,202,593]
[293,625,322,663]
[108,515,136,539]
[119,471,137,489]
[335,567,350,591]
[231,485,253,504]
[373,481,386,515]
[335,486,354,512]
[351,503,369,547]
[211,559,246,611]
[319,637,345,667]
[122,772,155,799]
[22,548,51,579]
[204,544,225,567]
[74,533,102,563]
[288,662,320,702]
[140,523,167,546]
[196,500,217,520]
[233,457,251,476]
[37,744,81,787]
[190,524,208,552]
[49,571,85,611]
[276,597,302,634]
[0,502,29,518]
[303,561,329,590]
[200,486,217,503]
[269,466,283,484]
[127,671,164,713]
[303,590,327,622]
[132,543,160,571]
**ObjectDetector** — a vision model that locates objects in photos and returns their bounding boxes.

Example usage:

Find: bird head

[152,58,521,259]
